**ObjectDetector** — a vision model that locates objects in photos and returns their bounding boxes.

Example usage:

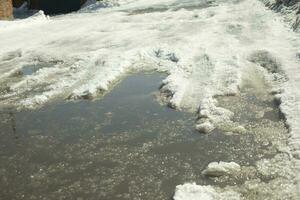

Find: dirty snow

[260,0,300,31]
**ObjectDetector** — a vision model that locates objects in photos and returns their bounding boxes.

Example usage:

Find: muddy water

[0,72,287,200]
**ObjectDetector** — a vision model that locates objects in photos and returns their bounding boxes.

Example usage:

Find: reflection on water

[0,73,286,200]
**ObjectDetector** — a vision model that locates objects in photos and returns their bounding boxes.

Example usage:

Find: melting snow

[174,183,241,200]
[0,0,300,199]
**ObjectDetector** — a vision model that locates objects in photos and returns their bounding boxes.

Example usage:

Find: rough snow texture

[174,183,241,200]
[80,0,120,12]
[0,0,300,198]
[202,161,241,177]
[260,0,300,31]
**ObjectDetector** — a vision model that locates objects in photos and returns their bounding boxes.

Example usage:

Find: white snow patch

[174,183,241,200]
[202,161,241,177]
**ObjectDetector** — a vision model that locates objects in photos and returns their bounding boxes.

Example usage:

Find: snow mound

[202,161,241,177]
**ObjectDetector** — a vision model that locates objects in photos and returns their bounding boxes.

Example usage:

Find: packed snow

[0,0,300,199]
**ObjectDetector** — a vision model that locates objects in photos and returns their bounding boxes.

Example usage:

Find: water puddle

[0,72,288,199]
[20,64,44,76]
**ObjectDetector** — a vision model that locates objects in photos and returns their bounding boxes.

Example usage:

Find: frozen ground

[0,0,300,199]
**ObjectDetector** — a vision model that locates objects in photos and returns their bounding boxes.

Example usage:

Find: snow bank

[0,10,49,29]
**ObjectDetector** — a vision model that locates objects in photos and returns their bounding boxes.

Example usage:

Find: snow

[202,161,241,177]
[0,0,300,198]
[195,121,215,134]
[80,0,120,12]
[260,0,300,31]
[1,0,243,110]
[174,183,241,200]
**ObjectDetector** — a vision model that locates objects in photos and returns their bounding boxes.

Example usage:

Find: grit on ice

[0,0,300,199]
